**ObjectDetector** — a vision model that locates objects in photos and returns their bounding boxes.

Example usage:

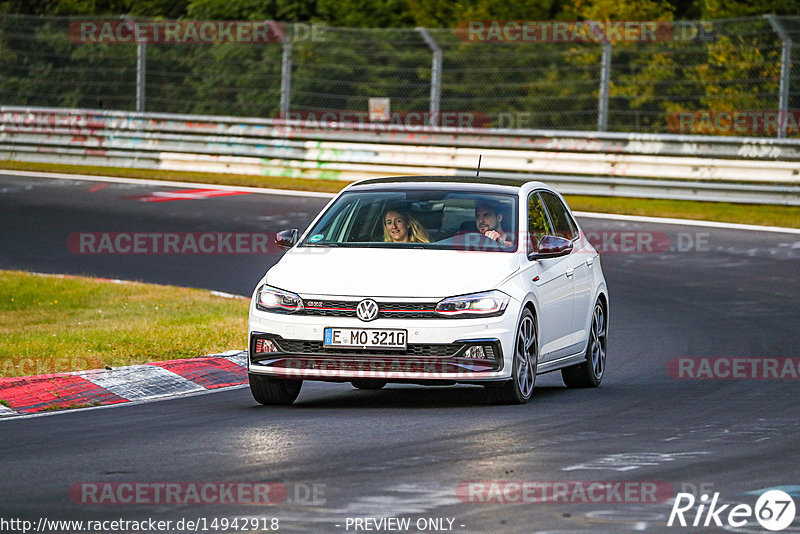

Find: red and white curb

[0,350,248,417]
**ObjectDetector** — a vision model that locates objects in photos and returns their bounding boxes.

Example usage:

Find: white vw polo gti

[248,176,608,405]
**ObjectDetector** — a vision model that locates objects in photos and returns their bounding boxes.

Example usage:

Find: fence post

[598,40,611,132]
[136,40,146,112]
[416,27,442,127]
[765,15,792,139]
[279,28,293,120]
[123,15,146,112]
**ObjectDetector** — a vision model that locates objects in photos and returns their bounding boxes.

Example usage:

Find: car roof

[348,175,549,194]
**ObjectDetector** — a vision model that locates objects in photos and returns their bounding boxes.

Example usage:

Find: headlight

[256,285,304,313]
[435,290,509,317]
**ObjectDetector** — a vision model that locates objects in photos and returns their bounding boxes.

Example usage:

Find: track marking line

[573,211,800,235]
[132,188,251,202]
[0,169,336,198]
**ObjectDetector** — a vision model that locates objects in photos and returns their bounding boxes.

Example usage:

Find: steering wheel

[460,232,504,249]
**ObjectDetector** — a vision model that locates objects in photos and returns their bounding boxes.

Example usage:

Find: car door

[539,190,593,354]
[525,191,575,361]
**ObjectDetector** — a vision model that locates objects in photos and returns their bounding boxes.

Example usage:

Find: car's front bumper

[247,309,517,383]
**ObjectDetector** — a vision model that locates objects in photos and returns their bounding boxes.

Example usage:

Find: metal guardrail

[1,106,799,205]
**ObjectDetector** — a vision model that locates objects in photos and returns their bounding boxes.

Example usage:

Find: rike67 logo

[668,490,796,531]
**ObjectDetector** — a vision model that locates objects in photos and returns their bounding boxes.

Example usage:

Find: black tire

[486,309,538,405]
[562,300,607,388]
[351,380,387,390]
[249,373,302,405]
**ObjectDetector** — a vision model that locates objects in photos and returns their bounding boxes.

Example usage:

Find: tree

[700,0,800,18]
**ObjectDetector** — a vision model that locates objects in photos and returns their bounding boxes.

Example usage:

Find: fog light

[255,339,278,354]
[464,346,487,359]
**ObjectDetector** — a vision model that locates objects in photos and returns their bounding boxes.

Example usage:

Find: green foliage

[700,0,800,18]
[690,34,780,111]
[2,0,189,17]
[562,0,674,20]
[315,0,415,27]
[0,1,796,135]
[2,0,798,22]
[185,0,268,20]
[185,0,319,21]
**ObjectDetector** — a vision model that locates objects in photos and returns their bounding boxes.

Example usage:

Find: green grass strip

[0,270,248,378]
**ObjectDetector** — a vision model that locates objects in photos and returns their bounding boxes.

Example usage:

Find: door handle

[586,257,594,267]
[565,267,575,278]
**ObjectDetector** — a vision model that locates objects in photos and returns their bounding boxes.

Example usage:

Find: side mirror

[275,229,298,250]
[528,235,573,260]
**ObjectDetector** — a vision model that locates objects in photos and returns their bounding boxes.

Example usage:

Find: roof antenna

[476,154,482,177]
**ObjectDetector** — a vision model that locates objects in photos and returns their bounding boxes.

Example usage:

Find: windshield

[299,189,518,252]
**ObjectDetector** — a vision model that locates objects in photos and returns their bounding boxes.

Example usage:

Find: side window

[527,193,553,251]
[564,209,580,238]
[322,201,355,242]
[539,191,576,240]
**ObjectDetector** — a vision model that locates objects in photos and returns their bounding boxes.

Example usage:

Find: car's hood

[265,247,520,298]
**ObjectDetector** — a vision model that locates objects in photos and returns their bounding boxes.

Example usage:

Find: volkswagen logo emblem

[356,299,379,322]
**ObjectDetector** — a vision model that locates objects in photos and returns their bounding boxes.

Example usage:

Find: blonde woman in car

[383,208,430,243]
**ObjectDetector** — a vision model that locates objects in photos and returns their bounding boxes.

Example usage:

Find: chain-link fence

[1,14,799,137]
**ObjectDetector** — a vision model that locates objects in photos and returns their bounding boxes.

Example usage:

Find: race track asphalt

[1,174,799,533]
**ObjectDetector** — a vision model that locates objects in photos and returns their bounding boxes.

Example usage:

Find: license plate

[323,328,407,349]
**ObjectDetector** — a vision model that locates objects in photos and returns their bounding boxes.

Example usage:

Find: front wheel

[562,300,607,388]
[486,309,538,404]
[249,374,303,405]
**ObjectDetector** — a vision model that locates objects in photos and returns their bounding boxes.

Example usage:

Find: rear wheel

[562,300,606,388]
[351,380,386,390]
[486,309,537,404]
[249,374,302,405]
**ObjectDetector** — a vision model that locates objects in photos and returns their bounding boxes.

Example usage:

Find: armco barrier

[1,106,799,205]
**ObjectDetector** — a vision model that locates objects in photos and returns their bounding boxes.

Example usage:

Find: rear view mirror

[409,201,445,212]
[275,229,298,250]
[528,235,573,260]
